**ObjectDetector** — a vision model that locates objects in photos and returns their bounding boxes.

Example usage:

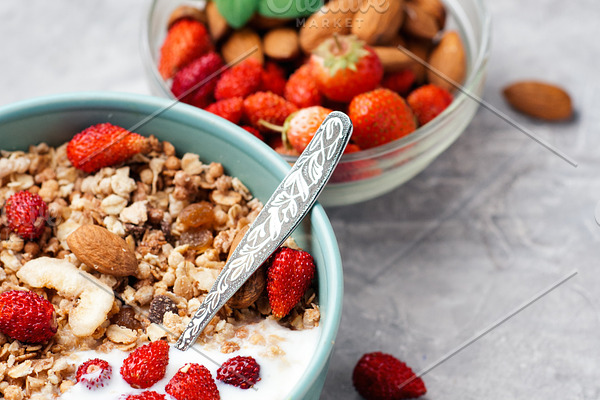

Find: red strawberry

[205,97,244,124]
[260,62,287,97]
[216,355,261,389]
[310,35,383,102]
[125,391,166,400]
[5,191,48,240]
[241,125,264,141]
[243,92,298,133]
[266,247,316,318]
[269,136,300,157]
[66,123,149,173]
[344,143,362,153]
[158,19,213,79]
[0,290,56,343]
[407,84,453,126]
[171,52,224,108]
[382,69,417,96]
[352,352,426,399]
[76,358,112,390]
[263,106,332,153]
[120,340,170,389]
[348,88,417,149]
[284,64,322,108]
[214,58,263,100]
[166,363,220,400]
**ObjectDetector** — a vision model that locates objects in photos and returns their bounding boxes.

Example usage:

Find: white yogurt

[61,320,320,400]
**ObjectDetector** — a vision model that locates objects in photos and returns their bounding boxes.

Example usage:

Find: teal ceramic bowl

[0,92,343,399]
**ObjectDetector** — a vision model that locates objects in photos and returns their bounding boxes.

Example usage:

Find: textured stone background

[0,1,598,399]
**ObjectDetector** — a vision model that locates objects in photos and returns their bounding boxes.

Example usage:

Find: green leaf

[214,0,258,29]
[257,0,323,18]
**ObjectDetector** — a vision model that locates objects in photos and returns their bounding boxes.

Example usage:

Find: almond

[503,81,573,121]
[167,5,207,29]
[222,28,264,65]
[407,0,446,29]
[263,28,300,60]
[206,1,230,42]
[67,224,138,277]
[352,0,404,45]
[402,2,440,40]
[406,38,432,84]
[373,46,416,72]
[427,31,466,91]
[299,0,358,53]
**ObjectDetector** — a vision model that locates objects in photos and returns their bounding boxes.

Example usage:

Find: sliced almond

[264,28,300,60]
[503,81,573,121]
[373,46,416,72]
[402,2,440,40]
[167,5,207,29]
[352,0,404,45]
[427,31,466,91]
[222,28,264,64]
[206,1,230,42]
[67,224,138,276]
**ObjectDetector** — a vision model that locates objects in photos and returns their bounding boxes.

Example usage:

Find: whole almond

[503,81,573,121]
[373,46,416,72]
[67,224,138,277]
[167,5,207,29]
[352,0,404,45]
[407,0,446,29]
[206,1,230,42]
[406,38,432,84]
[402,2,440,40]
[264,28,300,60]
[299,0,358,53]
[222,28,264,64]
[427,31,466,91]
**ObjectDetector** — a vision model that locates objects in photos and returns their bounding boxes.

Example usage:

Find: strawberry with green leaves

[407,84,453,126]
[158,19,213,79]
[310,35,383,103]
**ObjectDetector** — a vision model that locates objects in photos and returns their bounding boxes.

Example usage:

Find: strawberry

[165,363,220,400]
[241,125,264,141]
[284,64,322,108]
[243,92,298,133]
[266,247,316,319]
[382,69,417,97]
[344,143,362,153]
[260,62,287,97]
[330,158,381,183]
[214,58,263,100]
[352,352,426,399]
[120,340,170,389]
[406,84,453,126]
[125,391,166,400]
[216,355,261,389]
[310,35,383,103]
[205,97,244,124]
[158,19,213,79]
[171,52,224,108]
[76,358,112,390]
[4,191,48,240]
[348,88,417,149]
[0,290,56,343]
[66,123,149,173]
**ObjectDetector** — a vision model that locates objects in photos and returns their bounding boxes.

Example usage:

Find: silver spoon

[175,111,353,351]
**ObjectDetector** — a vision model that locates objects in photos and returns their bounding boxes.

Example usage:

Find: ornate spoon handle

[175,111,352,351]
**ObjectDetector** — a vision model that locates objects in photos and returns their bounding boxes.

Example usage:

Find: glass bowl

[141,0,491,206]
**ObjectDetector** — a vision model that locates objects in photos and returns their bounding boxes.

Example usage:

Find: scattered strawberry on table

[156,1,464,167]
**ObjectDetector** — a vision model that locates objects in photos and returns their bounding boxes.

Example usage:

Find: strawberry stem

[257,119,285,133]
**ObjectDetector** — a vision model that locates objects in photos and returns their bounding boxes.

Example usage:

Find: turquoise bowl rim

[0,91,343,399]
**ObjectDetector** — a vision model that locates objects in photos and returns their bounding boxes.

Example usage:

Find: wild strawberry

[352,352,426,399]
[125,391,166,400]
[407,84,453,126]
[310,35,383,102]
[158,19,213,79]
[214,58,263,100]
[66,123,149,173]
[260,62,287,97]
[284,64,322,108]
[76,358,112,390]
[266,247,316,318]
[217,355,261,389]
[120,340,170,389]
[348,88,417,149]
[0,290,56,343]
[4,191,48,240]
[205,97,244,124]
[241,125,264,141]
[344,143,362,153]
[165,363,220,400]
[243,92,298,133]
[171,52,224,108]
[382,69,417,96]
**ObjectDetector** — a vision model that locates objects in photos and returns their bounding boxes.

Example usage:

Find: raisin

[125,223,146,241]
[179,228,213,252]
[179,202,215,230]
[149,295,178,324]
[111,306,143,330]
